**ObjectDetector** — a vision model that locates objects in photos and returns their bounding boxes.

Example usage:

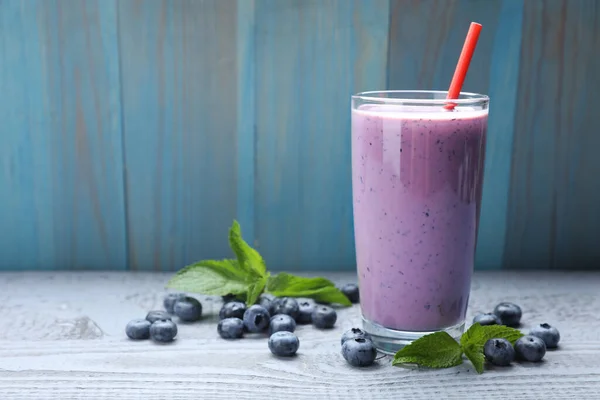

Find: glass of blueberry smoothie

[351,90,488,353]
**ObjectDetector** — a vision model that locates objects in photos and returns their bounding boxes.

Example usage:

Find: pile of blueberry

[125,294,202,343]
[125,283,361,359]
[219,285,377,366]
[218,287,352,357]
[473,302,561,366]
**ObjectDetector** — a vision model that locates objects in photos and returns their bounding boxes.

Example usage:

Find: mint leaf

[229,220,266,277]
[461,323,524,348]
[463,342,485,374]
[246,274,268,305]
[266,273,352,306]
[168,221,352,307]
[167,259,252,295]
[387,323,524,374]
[266,273,335,292]
[392,331,463,368]
[459,323,524,374]
[290,286,352,306]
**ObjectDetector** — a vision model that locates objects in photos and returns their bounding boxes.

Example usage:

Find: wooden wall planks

[117,0,239,271]
[387,0,501,94]
[236,0,257,247]
[0,0,598,271]
[0,0,127,270]
[475,0,524,270]
[506,0,600,270]
[252,0,390,270]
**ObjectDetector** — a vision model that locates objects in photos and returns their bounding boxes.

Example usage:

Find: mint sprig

[392,323,524,374]
[167,220,351,306]
[266,273,352,306]
[392,331,463,368]
[166,259,253,297]
[460,323,523,373]
[228,221,267,277]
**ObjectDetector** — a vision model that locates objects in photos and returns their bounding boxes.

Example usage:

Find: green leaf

[266,272,335,292]
[461,323,524,349]
[246,274,268,305]
[392,331,463,369]
[463,343,485,374]
[166,259,252,295]
[229,220,267,277]
[459,323,524,374]
[266,273,352,306]
[291,286,352,306]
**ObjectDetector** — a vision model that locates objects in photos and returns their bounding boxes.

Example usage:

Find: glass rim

[352,90,489,105]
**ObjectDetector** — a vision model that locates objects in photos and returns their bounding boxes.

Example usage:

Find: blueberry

[217,317,245,339]
[163,293,186,314]
[258,294,276,314]
[269,314,297,334]
[515,335,546,362]
[268,297,285,315]
[312,305,337,329]
[342,338,377,367]
[483,338,515,366]
[149,319,178,343]
[296,300,315,324]
[126,318,151,340]
[173,296,203,322]
[340,283,360,303]
[222,294,239,303]
[493,302,522,327]
[473,313,502,326]
[146,310,172,323]
[243,305,271,333]
[529,323,560,348]
[341,327,371,346]
[271,297,300,320]
[219,301,247,320]
[268,331,300,357]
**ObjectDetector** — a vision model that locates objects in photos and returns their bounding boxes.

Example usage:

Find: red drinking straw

[445,22,482,110]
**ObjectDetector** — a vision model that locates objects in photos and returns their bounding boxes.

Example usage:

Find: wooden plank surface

[0,0,127,270]
[252,0,390,271]
[506,0,600,269]
[117,0,239,270]
[0,271,598,399]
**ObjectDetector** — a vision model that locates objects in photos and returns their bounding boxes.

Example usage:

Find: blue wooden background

[0,0,598,271]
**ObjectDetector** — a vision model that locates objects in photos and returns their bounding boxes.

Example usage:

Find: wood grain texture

[1,0,599,272]
[0,271,598,399]
[387,0,502,93]
[0,0,127,270]
[253,0,390,271]
[506,0,600,269]
[117,0,239,270]
[475,0,524,270]
[236,0,257,244]
[387,0,518,270]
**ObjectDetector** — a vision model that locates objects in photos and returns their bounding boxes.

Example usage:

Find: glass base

[362,317,465,355]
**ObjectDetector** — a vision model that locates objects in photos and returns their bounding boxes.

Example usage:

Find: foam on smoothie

[354,103,488,119]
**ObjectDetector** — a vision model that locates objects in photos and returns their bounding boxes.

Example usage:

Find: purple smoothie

[351,104,487,332]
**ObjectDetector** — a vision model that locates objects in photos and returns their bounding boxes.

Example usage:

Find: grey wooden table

[0,271,598,399]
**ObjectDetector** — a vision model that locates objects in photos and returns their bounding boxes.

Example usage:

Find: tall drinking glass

[351,90,489,354]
